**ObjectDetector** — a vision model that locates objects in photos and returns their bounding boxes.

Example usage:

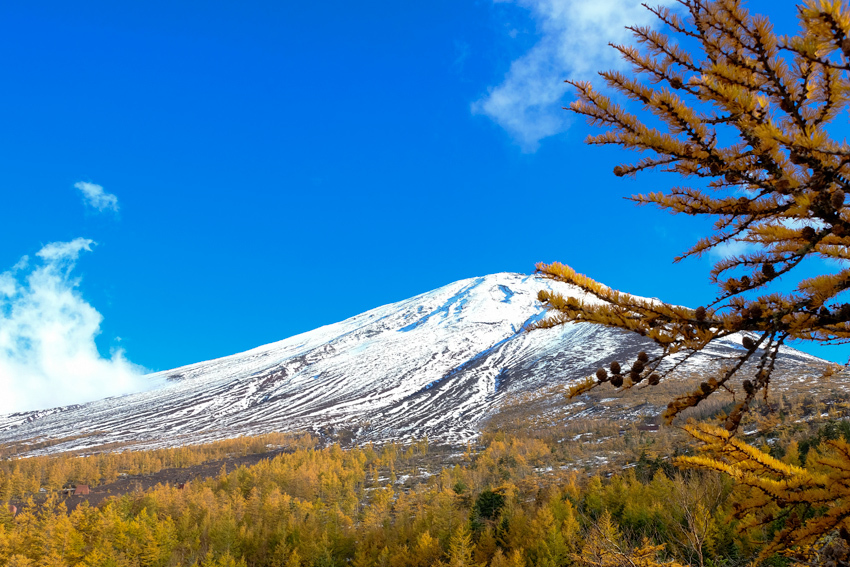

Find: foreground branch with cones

[536,0,850,561]
[536,0,850,428]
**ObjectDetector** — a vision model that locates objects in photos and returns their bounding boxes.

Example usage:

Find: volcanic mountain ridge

[0,272,830,455]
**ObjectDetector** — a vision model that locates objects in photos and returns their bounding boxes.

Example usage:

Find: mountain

[0,272,828,454]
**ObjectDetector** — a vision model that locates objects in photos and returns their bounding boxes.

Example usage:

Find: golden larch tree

[535,0,850,561]
[536,0,850,430]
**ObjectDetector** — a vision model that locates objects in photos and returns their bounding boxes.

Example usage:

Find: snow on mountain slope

[0,273,827,452]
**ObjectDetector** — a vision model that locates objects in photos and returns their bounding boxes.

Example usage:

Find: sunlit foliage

[677,422,850,565]
[534,0,850,429]
[0,432,316,501]
[533,0,850,561]
[4,422,848,566]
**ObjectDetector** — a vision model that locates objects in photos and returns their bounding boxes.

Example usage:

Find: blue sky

[0,1,843,411]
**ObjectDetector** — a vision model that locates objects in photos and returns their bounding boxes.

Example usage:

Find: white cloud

[74,181,119,212]
[0,238,149,414]
[708,219,840,267]
[36,238,96,262]
[709,239,755,261]
[473,0,676,151]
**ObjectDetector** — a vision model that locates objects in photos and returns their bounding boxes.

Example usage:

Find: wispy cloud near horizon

[0,238,148,414]
[75,181,119,212]
[473,0,676,151]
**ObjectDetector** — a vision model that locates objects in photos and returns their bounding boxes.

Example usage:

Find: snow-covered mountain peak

[0,272,825,453]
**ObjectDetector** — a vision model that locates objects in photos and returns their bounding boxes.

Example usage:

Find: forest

[1,384,849,567]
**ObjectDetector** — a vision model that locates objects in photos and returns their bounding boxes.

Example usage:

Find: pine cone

[638,351,649,363]
[611,375,624,388]
[802,226,816,240]
[610,361,621,374]
[742,336,756,350]
[596,368,608,382]
[725,406,744,430]
[648,374,661,385]
[832,190,845,209]
[695,306,706,321]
